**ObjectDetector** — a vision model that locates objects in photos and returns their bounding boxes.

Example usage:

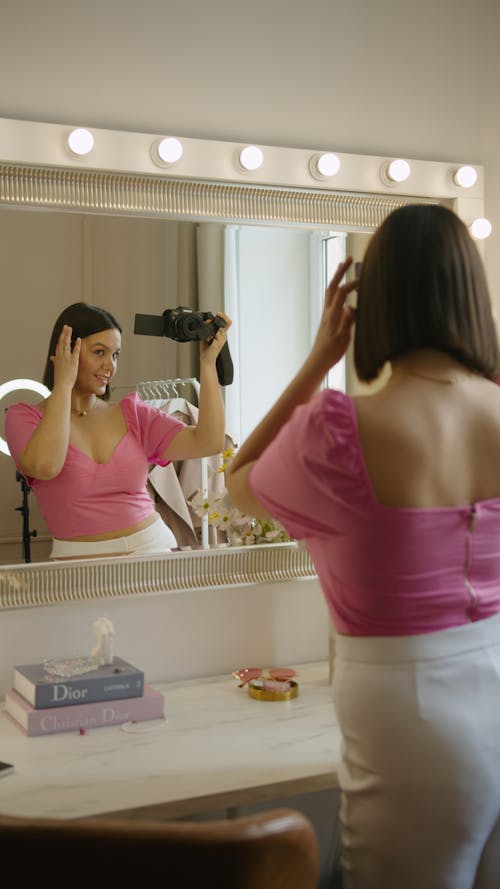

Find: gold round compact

[232,667,299,702]
[248,678,299,701]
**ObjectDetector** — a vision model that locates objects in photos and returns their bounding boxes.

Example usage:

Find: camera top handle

[192,315,233,386]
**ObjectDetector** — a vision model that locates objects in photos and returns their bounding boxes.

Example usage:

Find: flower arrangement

[189,448,291,547]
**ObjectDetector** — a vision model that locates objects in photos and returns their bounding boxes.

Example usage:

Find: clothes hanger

[111,378,200,407]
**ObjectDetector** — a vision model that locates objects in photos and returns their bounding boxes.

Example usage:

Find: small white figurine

[92,617,115,666]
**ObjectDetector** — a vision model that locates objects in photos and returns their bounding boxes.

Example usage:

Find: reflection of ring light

[0,379,50,456]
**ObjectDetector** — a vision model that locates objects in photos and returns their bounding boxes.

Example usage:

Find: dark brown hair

[43,302,122,398]
[354,203,499,381]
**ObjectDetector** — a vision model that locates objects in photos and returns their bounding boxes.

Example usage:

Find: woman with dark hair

[227,204,500,889]
[41,302,123,397]
[6,301,231,559]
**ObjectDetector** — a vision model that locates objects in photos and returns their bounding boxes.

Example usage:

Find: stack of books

[3,657,165,736]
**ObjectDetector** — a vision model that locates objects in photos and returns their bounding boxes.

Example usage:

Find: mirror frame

[0,117,485,610]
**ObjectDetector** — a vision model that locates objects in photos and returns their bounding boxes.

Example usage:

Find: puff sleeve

[248,389,370,540]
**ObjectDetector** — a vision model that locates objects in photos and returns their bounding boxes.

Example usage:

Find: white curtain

[222,225,241,446]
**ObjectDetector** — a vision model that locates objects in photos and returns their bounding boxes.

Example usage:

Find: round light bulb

[0,378,51,456]
[156,137,183,165]
[67,128,94,156]
[239,145,264,172]
[470,217,492,240]
[386,159,411,183]
[453,165,478,188]
[314,152,340,178]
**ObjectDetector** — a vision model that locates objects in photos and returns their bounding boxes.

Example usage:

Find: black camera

[134,307,233,386]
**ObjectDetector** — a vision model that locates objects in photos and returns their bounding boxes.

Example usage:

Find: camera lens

[175,313,203,339]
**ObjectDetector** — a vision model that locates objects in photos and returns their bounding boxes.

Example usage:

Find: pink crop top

[5,393,185,539]
[249,389,500,636]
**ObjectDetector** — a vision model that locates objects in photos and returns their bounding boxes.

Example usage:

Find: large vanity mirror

[0,118,485,608]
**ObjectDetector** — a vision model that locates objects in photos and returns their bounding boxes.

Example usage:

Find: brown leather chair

[0,807,319,889]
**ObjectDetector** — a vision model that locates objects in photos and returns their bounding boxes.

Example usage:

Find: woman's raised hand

[199,312,232,366]
[50,324,81,391]
[309,257,357,375]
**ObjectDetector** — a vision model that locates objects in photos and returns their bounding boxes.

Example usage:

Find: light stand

[15,471,37,563]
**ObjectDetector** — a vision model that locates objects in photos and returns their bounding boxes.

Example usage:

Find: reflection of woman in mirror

[5,302,231,559]
[228,205,500,889]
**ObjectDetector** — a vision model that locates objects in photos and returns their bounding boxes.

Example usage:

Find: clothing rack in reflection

[133,377,200,404]
[112,378,209,549]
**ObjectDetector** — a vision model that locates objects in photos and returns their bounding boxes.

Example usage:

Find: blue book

[13,657,144,709]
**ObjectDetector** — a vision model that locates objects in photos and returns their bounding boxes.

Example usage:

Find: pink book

[3,684,165,736]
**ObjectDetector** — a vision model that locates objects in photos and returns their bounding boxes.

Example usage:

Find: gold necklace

[71,398,96,417]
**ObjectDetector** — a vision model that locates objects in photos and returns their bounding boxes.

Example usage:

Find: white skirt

[50,515,178,559]
[332,613,500,889]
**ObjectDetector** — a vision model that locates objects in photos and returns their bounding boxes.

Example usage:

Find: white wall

[1,0,499,302]
[0,578,328,700]
[1,0,498,295]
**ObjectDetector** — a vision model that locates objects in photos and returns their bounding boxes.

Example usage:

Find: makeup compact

[232,667,299,701]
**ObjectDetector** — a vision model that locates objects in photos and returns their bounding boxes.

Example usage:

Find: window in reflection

[224,225,347,446]
[324,234,348,393]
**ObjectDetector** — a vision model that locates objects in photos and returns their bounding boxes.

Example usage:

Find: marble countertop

[0,661,340,821]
